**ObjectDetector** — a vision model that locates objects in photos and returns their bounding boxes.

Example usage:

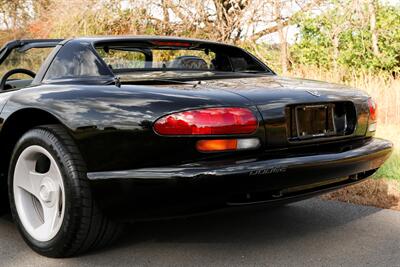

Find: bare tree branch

[250,0,323,41]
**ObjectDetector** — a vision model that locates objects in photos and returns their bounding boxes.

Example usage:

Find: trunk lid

[162,75,371,147]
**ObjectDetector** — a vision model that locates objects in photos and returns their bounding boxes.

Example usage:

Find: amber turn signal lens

[196,138,261,152]
[196,139,238,152]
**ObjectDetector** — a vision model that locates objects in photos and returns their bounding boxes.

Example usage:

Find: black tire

[8,125,122,258]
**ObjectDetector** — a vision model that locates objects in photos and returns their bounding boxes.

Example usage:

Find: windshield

[94,41,269,81]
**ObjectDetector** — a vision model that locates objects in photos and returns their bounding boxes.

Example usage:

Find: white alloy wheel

[13,145,65,242]
[9,125,121,258]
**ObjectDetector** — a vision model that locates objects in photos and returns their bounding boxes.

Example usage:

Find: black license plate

[295,104,336,139]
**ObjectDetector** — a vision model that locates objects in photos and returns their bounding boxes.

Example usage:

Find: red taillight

[368,98,377,121]
[153,107,257,135]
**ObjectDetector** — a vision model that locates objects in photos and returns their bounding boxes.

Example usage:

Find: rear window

[43,40,271,82]
[97,48,216,71]
[94,41,266,74]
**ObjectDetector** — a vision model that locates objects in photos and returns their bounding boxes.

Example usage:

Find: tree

[273,0,289,73]
[0,0,31,40]
[368,0,379,56]
[291,0,400,74]
[249,0,323,73]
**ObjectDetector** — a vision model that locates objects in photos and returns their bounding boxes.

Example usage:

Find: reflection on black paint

[0,74,376,173]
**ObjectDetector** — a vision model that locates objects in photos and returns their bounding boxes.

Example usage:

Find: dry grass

[376,124,400,149]
[288,66,400,125]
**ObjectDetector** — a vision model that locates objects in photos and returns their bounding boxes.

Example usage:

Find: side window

[44,42,112,80]
[0,48,53,79]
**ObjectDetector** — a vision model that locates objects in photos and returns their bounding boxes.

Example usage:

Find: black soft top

[0,36,237,64]
[0,39,63,64]
[72,36,234,48]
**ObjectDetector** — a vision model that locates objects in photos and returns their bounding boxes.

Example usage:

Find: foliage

[291,1,400,74]
[290,16,334,69]
[1,0,398,77]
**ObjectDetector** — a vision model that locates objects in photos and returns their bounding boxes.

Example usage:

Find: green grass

[374,151,400,180]
[373,124,400,181]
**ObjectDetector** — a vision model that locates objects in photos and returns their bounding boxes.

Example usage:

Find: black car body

[0,37,393,257]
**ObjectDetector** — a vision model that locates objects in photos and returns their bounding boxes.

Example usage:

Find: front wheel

[8,125,122,258]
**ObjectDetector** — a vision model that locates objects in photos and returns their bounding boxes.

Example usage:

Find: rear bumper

[88,138,393,220]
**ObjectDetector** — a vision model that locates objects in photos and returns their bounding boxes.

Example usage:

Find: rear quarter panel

[0,91,12,113]
[0,84,264,172]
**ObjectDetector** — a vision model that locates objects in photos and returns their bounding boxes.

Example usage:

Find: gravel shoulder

[322,178,400,210]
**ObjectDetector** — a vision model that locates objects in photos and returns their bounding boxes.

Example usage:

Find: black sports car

[0,37,393,258]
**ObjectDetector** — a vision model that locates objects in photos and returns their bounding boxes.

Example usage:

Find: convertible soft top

[0,35,235,52]
[0,39,63,64]
[1,37,222,64]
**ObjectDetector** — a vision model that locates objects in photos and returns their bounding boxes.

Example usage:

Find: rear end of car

[87,80,392,221]
[1,37,393,258]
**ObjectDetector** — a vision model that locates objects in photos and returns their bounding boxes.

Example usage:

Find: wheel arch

[0,108,64,198]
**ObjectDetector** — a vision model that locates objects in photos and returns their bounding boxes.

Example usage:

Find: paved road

[1,198,400,267]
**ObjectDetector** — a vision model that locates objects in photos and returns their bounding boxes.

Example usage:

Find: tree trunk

[368,0,379,56]
[332,33,340,71]
[274,1,289,74]
[161,0,170,31]
[278,25,289,74]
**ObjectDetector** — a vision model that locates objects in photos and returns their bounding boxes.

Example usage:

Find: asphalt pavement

[1,198,400,267]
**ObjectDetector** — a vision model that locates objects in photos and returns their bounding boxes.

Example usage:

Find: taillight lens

[197,139,238,152]
[154,107,257,135]
[368,98,377,122]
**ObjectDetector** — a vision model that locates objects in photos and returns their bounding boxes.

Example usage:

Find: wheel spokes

[36,201,61,237]
[14,163,46,198]
[34,164,63,236]
[13,145,66,242]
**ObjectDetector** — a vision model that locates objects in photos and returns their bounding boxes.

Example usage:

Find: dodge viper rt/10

[0,37,392,257]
